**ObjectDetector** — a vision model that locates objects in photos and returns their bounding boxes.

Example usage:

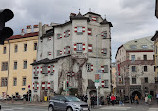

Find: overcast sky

[1,0,158,62]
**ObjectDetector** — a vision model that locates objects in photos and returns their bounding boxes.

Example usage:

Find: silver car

[48,95,90,111]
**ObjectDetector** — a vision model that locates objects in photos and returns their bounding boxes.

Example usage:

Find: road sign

[95,82,100,89]
[95,74,99,83]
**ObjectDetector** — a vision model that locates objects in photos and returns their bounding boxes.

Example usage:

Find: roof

[115,36,154,59]
[53,21,72,27]
[100,18,113,27]
[84,12,101,17]
[41,29,54,39]
[8,32,38,40]
[31,55,71,65]
[70,12,89,21]
[151,31,158,41]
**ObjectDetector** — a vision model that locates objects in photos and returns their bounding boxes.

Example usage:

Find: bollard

[0,104,1,110]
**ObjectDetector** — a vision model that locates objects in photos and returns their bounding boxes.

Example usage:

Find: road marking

[100,106,131,110]
[148,108,158,111]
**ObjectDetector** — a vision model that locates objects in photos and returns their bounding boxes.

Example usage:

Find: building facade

[112,62,116,94]
[31,12,113,101]
[115,37,155,98]
[0,25,38,98]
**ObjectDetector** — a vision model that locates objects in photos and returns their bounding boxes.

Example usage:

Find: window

[65,30,70,37]
[132,66,136,72]
[42,64,48,74]
[77,27,83,34]
[154,66,156,72]
[34,82,38,90]
[57,50,62,56]
[1,77,8,87]
[50,81,54,89]
[131,55,135,61]
[33,59,36,63]
[104,80,109,88]
[132,77,136,84]
[144,77,148,83]
[22,77,26,86]
[24,44,27,51]
[14,61,17,70]
[104,65,108,73]
[14,45,18,53]
[57,34,62,39]
[76,43,83,52]
[102,48,107,55]
[153,55,155,61]
[102,31,107,39]
[34,42,37,50]
[130,45,137,49]
[3,47,6,54]
[88,28,92,36]
[13,77,17,86]
[143,55,147,60]
[144,66,147,72]
[142,45,148,49]
[1,62,8,71]
[23,60,27,69]
[86,63,92,72]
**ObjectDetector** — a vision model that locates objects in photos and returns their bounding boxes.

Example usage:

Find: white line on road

[100,106,131,110]
[148,108,158,111]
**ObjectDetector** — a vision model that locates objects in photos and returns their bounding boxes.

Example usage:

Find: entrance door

[132,91,141,99]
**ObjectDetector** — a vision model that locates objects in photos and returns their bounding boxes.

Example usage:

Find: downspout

[6,40,11,96]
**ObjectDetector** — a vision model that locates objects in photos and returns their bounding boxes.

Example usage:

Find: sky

[1,0,158,62]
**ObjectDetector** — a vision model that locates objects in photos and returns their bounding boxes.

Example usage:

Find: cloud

[0,0,157,62]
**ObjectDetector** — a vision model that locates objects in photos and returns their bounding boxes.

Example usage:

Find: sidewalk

[0,100,49,107]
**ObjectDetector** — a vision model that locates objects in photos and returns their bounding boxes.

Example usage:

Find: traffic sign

[95,74,99,83]
[95,82,100,89]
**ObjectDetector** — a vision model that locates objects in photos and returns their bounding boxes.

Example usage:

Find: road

[0,101,158,111]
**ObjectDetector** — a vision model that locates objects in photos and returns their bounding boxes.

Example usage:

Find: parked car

[48,95,90,111]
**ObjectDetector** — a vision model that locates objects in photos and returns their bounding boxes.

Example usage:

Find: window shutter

[33,83,34,89]
[50,65,55,73]
[92,17,96,21]
[101,81,104,87]
[101,49,104,53]
[82,27,85,32]
[88,44,93,52]
[82,43,85,50]
[88,28,92,35]
[74,44,77,51]
[91,65,93,71]
[67,72,70,77]
[48,52,51,55]
[48,37,51,40]
[37,83,39,89]
[48,66,51,74]
[64,48,66,54]
[60,51,62,55]
[68,30,70,36]
[42,82,45,90]
[40,67,42,73]
[68,46,70,54]
[72,72,75,77]
[74,27,77,32]
[47,82,50,89]
[60,34,62,38]
[101,66,104,73]
[37,67,39,74]
[64,32,65,37]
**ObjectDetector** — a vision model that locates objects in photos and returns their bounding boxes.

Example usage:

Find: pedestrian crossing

[100,106,131,110]
[148,108,158,111]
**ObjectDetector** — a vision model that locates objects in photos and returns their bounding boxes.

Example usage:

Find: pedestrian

[145,95,148,105]
[106,95,110,105]
[111,94,116,106]
[156,93,158,104]
[90,95,95,108]
[148,94,152,105]
[130,95,134,104]
[134,94,139,104]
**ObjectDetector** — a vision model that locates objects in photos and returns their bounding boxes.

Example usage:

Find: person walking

[111,94,116,106]
[148,94,152,105]
[90,95,95,108]
[145,95,148,105]
[156,93,158,104]
[84,95,88,103]
[134,94,139,104]
[106,95,110,105]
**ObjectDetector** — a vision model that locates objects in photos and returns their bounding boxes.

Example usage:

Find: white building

[31,12,113,101]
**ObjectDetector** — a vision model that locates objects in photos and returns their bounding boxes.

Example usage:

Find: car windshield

[65,96,81,102]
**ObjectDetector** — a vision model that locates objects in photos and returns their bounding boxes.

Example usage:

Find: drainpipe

[6,40,11,97]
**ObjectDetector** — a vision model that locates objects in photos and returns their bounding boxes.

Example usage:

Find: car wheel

[48,106,54,111]
[66,107,73,111]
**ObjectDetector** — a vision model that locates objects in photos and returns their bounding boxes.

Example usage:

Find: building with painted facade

[31,12,113,101]
[115,37,155,98]
[0,25,38,98]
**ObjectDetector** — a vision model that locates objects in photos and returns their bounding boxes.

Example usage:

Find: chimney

[39,22,42,37]
[21,29,25,35]
[26,25,32,33]
[33,25,39,32]
[70,13,76,17]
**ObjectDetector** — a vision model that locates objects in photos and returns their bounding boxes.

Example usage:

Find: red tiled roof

[8,32,38,40]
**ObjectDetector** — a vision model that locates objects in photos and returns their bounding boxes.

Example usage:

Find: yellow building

[0,25,38,98]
